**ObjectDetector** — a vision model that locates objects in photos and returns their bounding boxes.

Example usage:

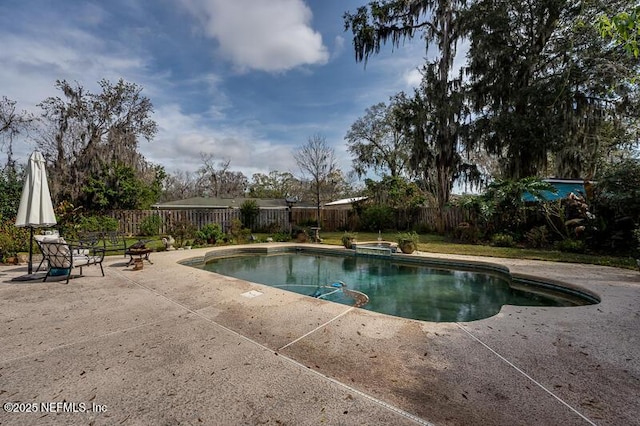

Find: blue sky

[0,0,425,179]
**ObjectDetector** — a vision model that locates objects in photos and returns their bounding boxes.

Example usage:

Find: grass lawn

[119,232,637,271]
[318,231,638,270]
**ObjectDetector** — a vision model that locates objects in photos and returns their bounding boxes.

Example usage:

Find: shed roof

[152,197,290,210]
[324,196,368,206]
[522,179,588,202]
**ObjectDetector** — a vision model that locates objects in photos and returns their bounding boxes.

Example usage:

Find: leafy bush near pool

[169,219,197,248]
[229,218,251,244]
[240,200,259,230]
[196,223,224,245]
[79,215,119,232]
[139,215,163,236]
[525,225,549,248]
[555,239,586,253]
[491,233,515,247]
[292,227,309,243]
[452,222,481,243]
[359,205,395,231]
[270,232,290,242]
[0,219,30,260]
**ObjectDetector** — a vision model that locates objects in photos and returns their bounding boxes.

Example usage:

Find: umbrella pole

[28,227,33,275]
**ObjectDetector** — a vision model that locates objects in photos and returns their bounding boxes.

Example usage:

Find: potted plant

[341,231,357,249]
[397,231,419,254]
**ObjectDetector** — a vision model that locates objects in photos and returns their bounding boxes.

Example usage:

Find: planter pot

[343,238,356,249]
[399,241,416,254]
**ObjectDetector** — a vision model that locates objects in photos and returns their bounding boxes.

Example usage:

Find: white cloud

[0,25,147,109]
[145,103,297,177]
[331,35,346,61]
[180,0,329,72]
[403,68,423,88]
[0,0,419,180]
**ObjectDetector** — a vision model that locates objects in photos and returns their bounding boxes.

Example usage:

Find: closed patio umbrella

[15,151,57,275]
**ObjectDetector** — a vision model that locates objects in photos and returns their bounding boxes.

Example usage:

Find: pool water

[200,252,573,322]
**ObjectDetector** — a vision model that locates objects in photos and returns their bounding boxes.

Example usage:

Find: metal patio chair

[35,237,105,284]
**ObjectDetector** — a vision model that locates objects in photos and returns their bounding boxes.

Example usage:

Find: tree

[36,79,158,207]
[194,153,247,198]
[83,163,165,211]
[0,166,24,220]
[481,177,555,235]
[345,94,412,178]
[161,170,200,201]
[294,134,339,226]
[0,96,33,170]
[240,199,260,229]
[463,0,639,179]
[593,158,640,224]
[599,6,640,58]
[345,0,473,232]
[590,158,640,253]
[358,175,426,230]
[248,170,298,199]
[463,0,563,178]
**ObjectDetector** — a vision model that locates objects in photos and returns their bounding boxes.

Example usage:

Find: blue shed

[522,179,588,202]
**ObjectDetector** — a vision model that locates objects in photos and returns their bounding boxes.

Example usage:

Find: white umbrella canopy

[15,151,57,275]
[16,151,57,228]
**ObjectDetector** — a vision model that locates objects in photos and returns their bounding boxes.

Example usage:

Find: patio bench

[79,231,129,257]
[101,231,129,256]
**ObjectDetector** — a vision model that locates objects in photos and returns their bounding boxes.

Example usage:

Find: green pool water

[200,252,576,322]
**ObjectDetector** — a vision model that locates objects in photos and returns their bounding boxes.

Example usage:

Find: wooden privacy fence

[108,206,470,235]
[292,207,469,232]
[108,209,289,235]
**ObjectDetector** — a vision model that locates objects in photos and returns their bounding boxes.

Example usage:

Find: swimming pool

[190,247,598,322]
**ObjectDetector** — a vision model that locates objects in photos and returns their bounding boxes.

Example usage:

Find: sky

[0,0,426,181]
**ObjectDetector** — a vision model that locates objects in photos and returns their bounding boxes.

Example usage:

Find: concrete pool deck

[0,243,638,425]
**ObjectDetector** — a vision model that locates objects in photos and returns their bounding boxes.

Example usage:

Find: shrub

[397,231,419,245]
[397,231,419,254]
[555,239,586,253]
[270,232,290,242]
[54,201,83,238]
[359,205,395,231]
[139,215,163,236]
[229,218,251,244]
[75,214,118,233]
[196,223,224,245]
[452,222,481,243]
[262,222,281,234]
[0,219,30,260]
[298,218,320,227]
[634,227,640,258]
[292,226,309,242]
[341,232,357,248]
[524,225,549,248]
[240,200,260,229]
[169,219,196,248]
[101,216,119,231]
[491,233,515,247]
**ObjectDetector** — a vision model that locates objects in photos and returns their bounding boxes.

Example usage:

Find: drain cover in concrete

[241,290,263,298]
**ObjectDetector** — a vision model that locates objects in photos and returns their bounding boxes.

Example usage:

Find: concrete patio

[0,243,638,425]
